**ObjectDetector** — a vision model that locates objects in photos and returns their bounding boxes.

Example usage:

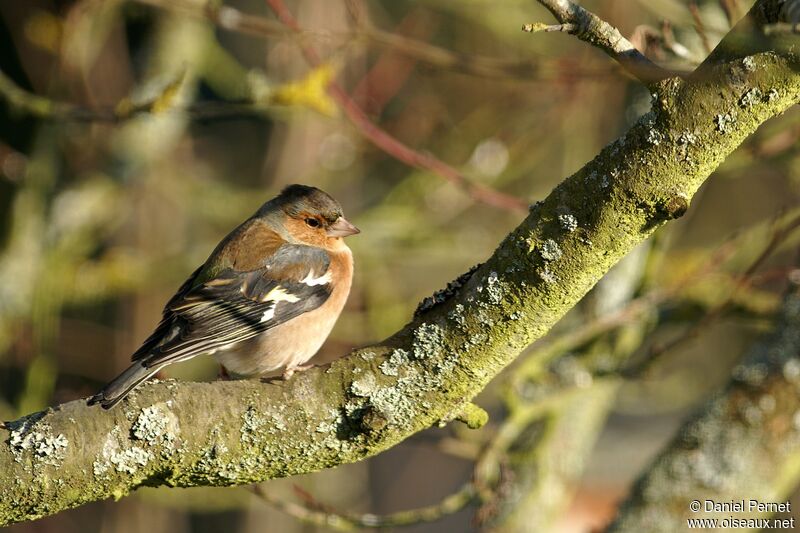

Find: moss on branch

[2,2,800,527]
[608,283,800,532]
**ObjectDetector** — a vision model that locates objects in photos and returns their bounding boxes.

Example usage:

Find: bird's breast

[214,244,353,377]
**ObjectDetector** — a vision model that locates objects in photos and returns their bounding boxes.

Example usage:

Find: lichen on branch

[608,281,800,533]
[1,0,799,527]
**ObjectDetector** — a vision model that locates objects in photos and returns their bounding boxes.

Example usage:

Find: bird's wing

[130,264,204,363]
[132,244,332,368]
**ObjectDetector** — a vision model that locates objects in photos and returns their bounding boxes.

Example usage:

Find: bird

[88,184,359,409]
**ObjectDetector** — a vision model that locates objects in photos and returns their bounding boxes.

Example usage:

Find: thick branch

[1,1,799,527]
[607,279,800,532]
[487,246,651,531]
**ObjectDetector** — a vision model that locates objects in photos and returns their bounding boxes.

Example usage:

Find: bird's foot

[217,366,231,381]
[282,364,314,380]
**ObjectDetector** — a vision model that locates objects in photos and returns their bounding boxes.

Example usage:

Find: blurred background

[1,0,800,531]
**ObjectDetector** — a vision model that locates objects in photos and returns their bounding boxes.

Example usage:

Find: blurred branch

[508,208,799,402]
[0,66,335,122]
[529,0,674,84]
[0,68,188,122]
[1,0,799,527]
[486,383,619,529]
[350,9,435,117]
[719,0,743,28]
[250,483,475,530]
[689,1,715,55]
[627,23,701,68]
[608,275,800,532]
[131,0,556,80]
[662,20,706,65]
[507,230,739,398]
[485,245,652,531]
[134,0,286,37]
[265,0,529,212]
[763,21,800,34]
[0,69,97,120]
[631,210,800,376]
[364,24,543,79]
[253,382,583,531]
[0,20,529,212]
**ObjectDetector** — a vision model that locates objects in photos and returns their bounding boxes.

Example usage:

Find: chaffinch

[88,184,359,409]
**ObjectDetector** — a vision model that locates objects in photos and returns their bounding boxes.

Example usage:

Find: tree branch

[251,479,476,530]
[264,0,528,212]
[0,0,531,213]
[1,0,799,527]
[131,0,555,80]
[607,275,800,532]
[532,0,675,84]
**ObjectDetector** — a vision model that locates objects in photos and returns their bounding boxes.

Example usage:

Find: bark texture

[2,0,799,526]
[608,282,800,532]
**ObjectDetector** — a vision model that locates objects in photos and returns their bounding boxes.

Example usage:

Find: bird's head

[273,184,359,249]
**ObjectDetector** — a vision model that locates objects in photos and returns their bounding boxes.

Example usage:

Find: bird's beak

[327,217,360,237]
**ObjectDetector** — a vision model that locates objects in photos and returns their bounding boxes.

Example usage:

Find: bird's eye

[305,218,320,228]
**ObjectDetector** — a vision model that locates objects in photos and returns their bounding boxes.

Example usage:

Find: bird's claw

[282,364,314,380]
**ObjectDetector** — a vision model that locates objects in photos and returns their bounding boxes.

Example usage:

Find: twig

[0,69,102,120]
[0,68,255,122]
[608,271,800,532]
[249,401,513,531]
[631,210,800,376]
[689,1,714,55]
[250,483,476,530]
[763,22,800,34]
[522,22,577,33]
[719,0,741,28]
[351,9,436,116]
[130,0,563,80]
[363,25,546,79]
[265,0,528,212]
[133,0,288,37]
[509,230,743,392]
[531,0,674,84]
[660,20,700,64]
[250,380,550,530]
[0,4,530,212]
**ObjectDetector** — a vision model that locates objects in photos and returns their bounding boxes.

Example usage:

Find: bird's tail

[87,362,162,409]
